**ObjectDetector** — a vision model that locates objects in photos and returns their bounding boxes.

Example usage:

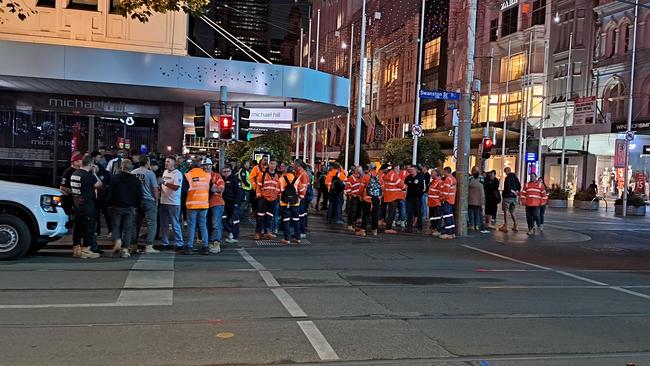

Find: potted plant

[573,190,599,210]
[615,192,647,216]
[547,185,569,208]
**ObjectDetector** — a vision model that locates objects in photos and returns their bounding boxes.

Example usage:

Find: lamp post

[623,0,640,217]
[354,0,367,166]
[412,0,426,164]
[559,32,573,190]
[344,23,355,172]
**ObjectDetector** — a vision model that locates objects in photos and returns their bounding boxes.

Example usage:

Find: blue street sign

[419,89,461,101]
[525,152,538,162]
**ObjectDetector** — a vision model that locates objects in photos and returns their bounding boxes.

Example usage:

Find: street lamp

[320,56,325,63]
[341,41,347,49]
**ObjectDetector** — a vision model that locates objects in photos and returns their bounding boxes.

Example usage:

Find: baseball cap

[71,151,83,163]
[202,158,213,165]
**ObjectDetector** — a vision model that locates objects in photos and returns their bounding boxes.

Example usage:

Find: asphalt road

[1,206,650,366]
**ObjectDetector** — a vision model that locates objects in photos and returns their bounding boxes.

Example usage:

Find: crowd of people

[58,147,548,259]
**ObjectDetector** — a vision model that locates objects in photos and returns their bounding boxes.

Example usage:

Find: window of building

[604,81,626,120]
[501,5,519,37]
[525,85,544,118]
[624,23,631,53]
[532,0,546,26]
[383,59,399,85]
[67,0,97,10]
[421,109,437,130]
[499,91,522,120]
[36,0,55,8]
[489,19,498,41]
[479,95,499,123]
[336,12,343,30]
[500,52,526,82]
[610,28,619,57]
[423,37,441,70]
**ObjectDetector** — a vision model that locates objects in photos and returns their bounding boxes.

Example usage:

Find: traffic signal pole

[456,0,478,237]
[412,0,426,165]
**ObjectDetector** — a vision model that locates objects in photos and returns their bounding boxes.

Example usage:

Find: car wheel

[0,214,32,260]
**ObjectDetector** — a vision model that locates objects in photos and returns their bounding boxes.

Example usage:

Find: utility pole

[344,23,355,172]
[412,0,426,164]
[456,0,477,237]
[623,0,640,216]
[481,47,494,172]
[316,9,321,71]
[354,0,367,166]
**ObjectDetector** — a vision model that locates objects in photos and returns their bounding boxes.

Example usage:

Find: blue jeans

[399,200,407,222]
[159,204,183,247]
[272,200,280,232]
[223,203,240,239]
[441,202,455,235]
[327,193,343,223]
[468,205,484,230]
[421,193,429,221]
[299,198,308,235]
[282,205,300,241]
[135,199,158,245]
[186,209,208,248]
[209,205,225,242]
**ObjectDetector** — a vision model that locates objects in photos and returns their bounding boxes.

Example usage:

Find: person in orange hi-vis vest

[255,159,280,240]
[377,163,389,227]
[382,164,406,234]
[249,157,268,215]
[344,166,362,232]
[440,167,457,240]
[537,176,549,233]
[294,160,310,239]
[325,163,347,224]
[279,166,303,245]
[355,165,373,236]
[427,169,444,237]
[520,173,547,236]
[206,159,225,254]
[182,159,211,255]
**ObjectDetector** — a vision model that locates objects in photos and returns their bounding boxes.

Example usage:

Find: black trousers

[370,197,380,230]
[95,201,112,235]
[73,210,97,250]
[347,197,360,226]
[406,197,422,231]
[385,200,401,230]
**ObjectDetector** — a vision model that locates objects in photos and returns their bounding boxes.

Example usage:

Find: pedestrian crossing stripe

[255,240,311,247]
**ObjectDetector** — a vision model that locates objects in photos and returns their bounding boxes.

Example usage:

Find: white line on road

[237,248,338,361]
[271,288,307,317]
[463,245,650,301]
[297,321,340,361]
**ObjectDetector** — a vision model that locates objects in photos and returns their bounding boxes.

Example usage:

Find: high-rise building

[188,0,311,65]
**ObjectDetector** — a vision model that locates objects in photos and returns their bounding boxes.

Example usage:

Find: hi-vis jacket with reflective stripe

[427,177,444,207]
[256,170,281,201]
[185,168,211,210]
[381,170,406,203]
[441,175,457,205]
[344,174,362,197]
[520,181,547,207]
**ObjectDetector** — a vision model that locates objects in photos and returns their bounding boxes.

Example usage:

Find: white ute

[0,180,69,259]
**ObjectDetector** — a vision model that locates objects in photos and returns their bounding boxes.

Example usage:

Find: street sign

[419,89,461,101]
[411,124,423,137]
[573,96,596,126]
[525,152,537,162]
[643,145,650,155]
[626,131,635,141]
[614,139,626,168]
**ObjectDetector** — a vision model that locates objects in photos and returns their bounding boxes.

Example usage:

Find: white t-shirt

[161,169,183,206]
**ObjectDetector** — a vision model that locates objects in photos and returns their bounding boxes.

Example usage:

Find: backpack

[366,174,382,197]
[330,175,344,195]
[111,157,122,176]
[281,176,300,205]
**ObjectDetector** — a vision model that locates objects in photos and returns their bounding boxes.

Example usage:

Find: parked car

[0,180,69,259]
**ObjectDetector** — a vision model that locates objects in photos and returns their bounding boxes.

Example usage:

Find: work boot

[199,246,210,255]
[254,233,261,240]
[72,245,81,258]
[264,233,276,240]
[355,229,366,237]
[371,230,378,236]
[431,231,441,237]
[498,225,508,233]
[384,229,397,234]
[440,234,453,240]
[144,245,160,254]
[80,247,100,259]
[280,239,290,245]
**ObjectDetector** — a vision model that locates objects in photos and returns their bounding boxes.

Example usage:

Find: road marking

[260,270,280,287]
[297,321,340,361]
[116,289,173,306]
[271,288,307,317]
[463,245,650,301]
[237,248,266,270]
[237,248,338,361]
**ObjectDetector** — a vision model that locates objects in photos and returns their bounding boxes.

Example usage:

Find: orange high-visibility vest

[427,177,443,207]
[441,175,457,205]
[382,170,406,203]
[344,174,362,197]
[185,168,211,210]
[520,181,547,207]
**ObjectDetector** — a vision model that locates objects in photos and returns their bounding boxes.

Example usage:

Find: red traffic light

[482,137,494,150]
[220,115,233,128]
[219,115,234,140]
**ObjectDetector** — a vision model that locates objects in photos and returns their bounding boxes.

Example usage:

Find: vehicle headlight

[41,195,62,213]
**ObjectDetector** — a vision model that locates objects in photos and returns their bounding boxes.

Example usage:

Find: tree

[336,145,370,168]
[226,133,292,164]
[1,0,207,23]
[225,141,251,163]
[382,137,445,168]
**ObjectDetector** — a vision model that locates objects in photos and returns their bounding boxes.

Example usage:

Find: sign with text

[500,0,518,11]
[573,96,596,126]
[611,120,650,133]
[643,145,650,155]
[245,108,295,133]
[525,152,538,162]
[614,139,627,168]
[419,90,461,101]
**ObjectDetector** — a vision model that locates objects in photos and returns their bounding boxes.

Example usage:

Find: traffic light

[194,103,210,138]
[237,107,251,141]
[481,137,494,159]
[219,115,234,140]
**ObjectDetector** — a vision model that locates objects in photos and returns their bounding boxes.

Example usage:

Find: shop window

[501,6,519,37]
[500,52,526,82]
[67,0,97,10]
[423,37,441,70]
[421,109,436,130]
[532,0,546,26]
[489,19,498,41]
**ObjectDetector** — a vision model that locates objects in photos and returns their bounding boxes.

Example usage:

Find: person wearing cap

[181,159,211,255]
[131,155,160,254]
[205,159,225,254]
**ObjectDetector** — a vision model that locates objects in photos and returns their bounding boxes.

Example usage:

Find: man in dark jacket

[107,159,142,258]
[404,165,425,232]
[500,167,521,233]
[222,165,244,244]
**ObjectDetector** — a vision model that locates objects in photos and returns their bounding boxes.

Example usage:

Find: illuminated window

[336,12,343,30]
[524,85,544,118]
[384,59,400,85]
[500,53,527,82]
[479,95,499,123]
[423,37,441,70]
[499,92,522,120]
[421,109,437,130]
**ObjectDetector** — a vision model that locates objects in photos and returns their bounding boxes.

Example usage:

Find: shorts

[502,197,517,213]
